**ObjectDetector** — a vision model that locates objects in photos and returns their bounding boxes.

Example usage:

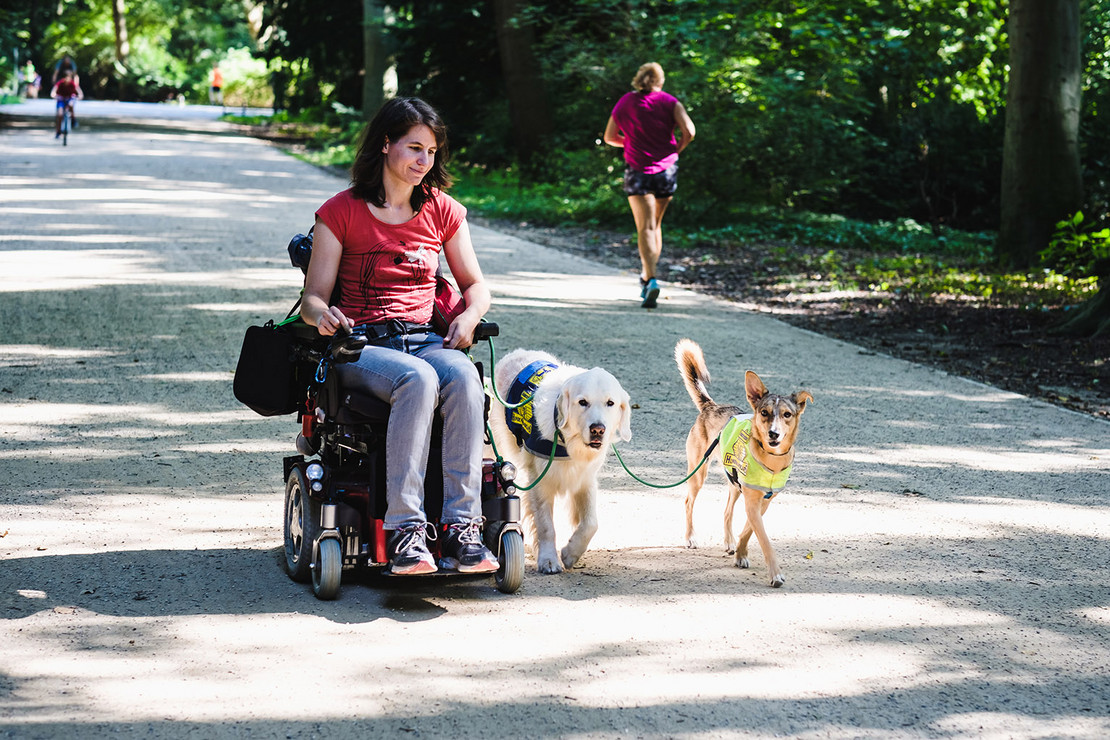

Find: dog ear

[617,390,632,442]
[555,386,572,432]
[745,371,768,410]
[793,391,814,415]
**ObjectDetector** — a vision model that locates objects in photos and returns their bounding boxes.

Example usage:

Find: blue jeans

[334,331,484,530]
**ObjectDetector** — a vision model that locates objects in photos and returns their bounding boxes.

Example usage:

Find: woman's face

[382,123,437,188]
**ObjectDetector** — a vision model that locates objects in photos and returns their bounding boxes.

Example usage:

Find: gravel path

[2,105,1109,739]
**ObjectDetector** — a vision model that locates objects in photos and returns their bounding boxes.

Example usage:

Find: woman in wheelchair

[300,97,497,576]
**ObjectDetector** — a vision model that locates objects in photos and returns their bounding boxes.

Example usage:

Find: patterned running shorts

[623,162,679,198]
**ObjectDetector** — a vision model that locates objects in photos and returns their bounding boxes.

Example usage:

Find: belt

[353,319,434,341]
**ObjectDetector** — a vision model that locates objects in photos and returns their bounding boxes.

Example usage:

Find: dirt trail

[1,108,1109,739]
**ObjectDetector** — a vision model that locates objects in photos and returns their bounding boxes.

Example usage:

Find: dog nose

[768,429,780,440]
[589,423,606,438]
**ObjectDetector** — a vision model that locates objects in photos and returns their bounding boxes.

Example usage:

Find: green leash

[485,421,559,492]
[484,337,533,409]
[611,438,719,489]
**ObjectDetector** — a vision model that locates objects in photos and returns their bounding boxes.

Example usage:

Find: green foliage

[1042,211,1110,279]
[450,163,1095,308]
[451,150,628,227]
[217,48,274,108]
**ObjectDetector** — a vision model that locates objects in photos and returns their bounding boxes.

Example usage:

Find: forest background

[2,0,1108,416]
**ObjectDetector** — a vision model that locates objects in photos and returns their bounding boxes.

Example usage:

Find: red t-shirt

[315,188,466,326]
[54,79,79,98]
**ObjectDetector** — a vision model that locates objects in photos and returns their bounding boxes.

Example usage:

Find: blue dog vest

[505,360,567,458]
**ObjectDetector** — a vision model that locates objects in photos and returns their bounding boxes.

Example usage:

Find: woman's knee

[394,362,440,410]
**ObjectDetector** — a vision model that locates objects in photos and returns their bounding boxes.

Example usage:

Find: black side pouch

[233,320,299,416]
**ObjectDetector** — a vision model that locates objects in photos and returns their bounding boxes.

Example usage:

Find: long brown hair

[349,97,452,211]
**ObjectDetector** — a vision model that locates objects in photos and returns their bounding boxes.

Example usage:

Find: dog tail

[675,338,714,411]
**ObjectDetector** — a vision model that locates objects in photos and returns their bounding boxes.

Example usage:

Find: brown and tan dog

[675,339,813,587]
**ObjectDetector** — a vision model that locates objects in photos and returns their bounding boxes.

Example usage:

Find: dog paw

[770,575,785,588]
[560,549,581,570]
[536,556,564,574]
[685,537,699,549]
[735,556,750,569]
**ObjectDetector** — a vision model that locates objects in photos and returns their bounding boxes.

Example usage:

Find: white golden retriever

[489,348,632,574]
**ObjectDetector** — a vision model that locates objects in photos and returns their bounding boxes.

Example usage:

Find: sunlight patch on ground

[135,372,230,382]
[3,234,162,245]
[2,187,237,203]
[0,249,301,292]
[0,592,1018,721]
[933,713,1110,738]
[174,440,292,454]
[789,491,1110,540]
[0,345,119,361]
[1077,607,1110,626]
[0,250,158,291]
[812,444,1108,473]
[186,302,291,313]
[239,169,296,178]
[1,402,264,427]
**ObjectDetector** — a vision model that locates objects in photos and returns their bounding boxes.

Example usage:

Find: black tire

[283,467,319,583]
[496,529,524,594]
[61,109,68,146]
[313,538,342,600]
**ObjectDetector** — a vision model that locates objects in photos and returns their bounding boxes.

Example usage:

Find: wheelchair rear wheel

[283,467,319,583]
[496,529,524,594]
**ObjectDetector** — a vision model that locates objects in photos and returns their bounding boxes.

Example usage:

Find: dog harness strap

[719,415,791,497]
[505,361,568,458]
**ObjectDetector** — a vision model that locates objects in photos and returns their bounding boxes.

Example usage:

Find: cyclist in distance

[50,69,84,138]
[52,54,78,86]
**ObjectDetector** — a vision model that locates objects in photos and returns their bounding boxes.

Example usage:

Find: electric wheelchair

[278,318,524,600]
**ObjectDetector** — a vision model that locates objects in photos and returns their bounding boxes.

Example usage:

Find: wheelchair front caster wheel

[496,530,524,594]
[313,538,342,600]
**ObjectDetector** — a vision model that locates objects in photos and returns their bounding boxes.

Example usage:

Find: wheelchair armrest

[473,321,499,341]
[328,332,367,363]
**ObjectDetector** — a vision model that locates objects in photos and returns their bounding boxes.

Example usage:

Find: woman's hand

[443,309,480,349]
[316,306,351,337]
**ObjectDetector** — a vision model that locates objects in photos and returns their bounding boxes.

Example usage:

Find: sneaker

[641,278,660,308]
[439,519,499,573]
[386,523,438,575]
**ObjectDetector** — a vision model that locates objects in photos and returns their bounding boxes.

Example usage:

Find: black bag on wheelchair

[233,320,302,416]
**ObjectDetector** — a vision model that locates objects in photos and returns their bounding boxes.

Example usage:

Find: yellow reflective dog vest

[719,414,792,498]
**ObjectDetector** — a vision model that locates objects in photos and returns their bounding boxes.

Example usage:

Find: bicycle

[57,96,75,146]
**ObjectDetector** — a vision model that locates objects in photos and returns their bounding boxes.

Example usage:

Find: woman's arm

[674,102,696,153]
[300,219,351,336]
[602,115,625,148]
[441,219,491,349]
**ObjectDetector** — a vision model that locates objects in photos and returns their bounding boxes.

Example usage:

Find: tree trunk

[1053,285,1110,337]
[112,0,130,99]
[362,0,388,120]
[997,0,1082,268]
[1053,258,1110,337]
[491,0,553,165]
[112,0,130,64]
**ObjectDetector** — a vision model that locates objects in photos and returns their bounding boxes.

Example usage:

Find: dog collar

[506,360,568,458]
[719,414,792,498]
